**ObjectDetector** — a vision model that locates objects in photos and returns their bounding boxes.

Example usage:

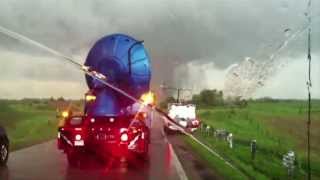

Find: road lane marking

[168,143,189,180]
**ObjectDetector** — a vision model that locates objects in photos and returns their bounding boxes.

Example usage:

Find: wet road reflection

[0,114,180,180]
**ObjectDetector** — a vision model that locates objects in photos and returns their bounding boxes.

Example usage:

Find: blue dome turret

[84,34,151,116]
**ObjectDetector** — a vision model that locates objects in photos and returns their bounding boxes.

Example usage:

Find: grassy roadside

[0,100,57,151]
[184,136,249,180]
[184,100,320,179]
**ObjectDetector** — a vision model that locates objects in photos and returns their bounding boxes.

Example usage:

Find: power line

[160,84,192,103]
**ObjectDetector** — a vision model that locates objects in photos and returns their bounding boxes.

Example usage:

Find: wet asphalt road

[0,113,182,180]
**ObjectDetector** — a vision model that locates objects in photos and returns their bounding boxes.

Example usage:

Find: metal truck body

[57,34,152,165]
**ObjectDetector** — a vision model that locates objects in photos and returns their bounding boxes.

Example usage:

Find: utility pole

[160,84,192,103]
[177,88,181,103]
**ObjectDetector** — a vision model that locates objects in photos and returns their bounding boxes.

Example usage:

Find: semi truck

[57,34,153,166]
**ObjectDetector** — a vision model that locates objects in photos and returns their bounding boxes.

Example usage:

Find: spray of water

[224,23,310,99]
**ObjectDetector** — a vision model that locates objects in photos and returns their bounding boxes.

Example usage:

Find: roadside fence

[198,122,297,178]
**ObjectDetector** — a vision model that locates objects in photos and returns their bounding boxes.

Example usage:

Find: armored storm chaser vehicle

[57,34,153,166]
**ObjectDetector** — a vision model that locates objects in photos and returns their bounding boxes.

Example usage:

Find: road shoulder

[167,133,223,180]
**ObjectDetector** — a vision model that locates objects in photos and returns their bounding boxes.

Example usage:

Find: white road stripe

[162,129,188,180]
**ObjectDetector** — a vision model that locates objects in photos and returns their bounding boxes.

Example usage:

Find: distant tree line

[159,89,259,109]
[191,89,224,107]
[159,89,225,109]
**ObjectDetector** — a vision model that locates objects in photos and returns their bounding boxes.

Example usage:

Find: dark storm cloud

[0,0,319,98]
[1,0,316,61]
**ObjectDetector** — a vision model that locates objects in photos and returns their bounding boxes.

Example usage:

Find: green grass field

[185,100,320,179]
[0,100,57,151]
[1,98,319,178]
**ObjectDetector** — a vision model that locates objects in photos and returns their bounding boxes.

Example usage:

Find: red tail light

[192,120,199,126]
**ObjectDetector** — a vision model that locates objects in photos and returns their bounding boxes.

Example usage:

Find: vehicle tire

[0,140,9,166]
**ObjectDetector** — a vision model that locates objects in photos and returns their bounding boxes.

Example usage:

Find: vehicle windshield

[168,104,196,119]
[0,1,319,180]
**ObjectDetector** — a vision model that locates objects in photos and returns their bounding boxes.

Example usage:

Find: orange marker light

[85,94,96,102]
[136,112,147,121]
[140,91,155,105]
[62,111,69,118]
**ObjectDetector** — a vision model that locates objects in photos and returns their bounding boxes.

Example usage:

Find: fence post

[282,151,295,179]
[201,123,205,134]
[227,133,233,149]
[206,125,210,136]
[251,139,257,160]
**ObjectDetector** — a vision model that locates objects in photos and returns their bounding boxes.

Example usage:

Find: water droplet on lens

[284,28,291,37]
[280,1,289,11]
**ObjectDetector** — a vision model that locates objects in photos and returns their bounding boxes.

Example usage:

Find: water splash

[223,24,310,99]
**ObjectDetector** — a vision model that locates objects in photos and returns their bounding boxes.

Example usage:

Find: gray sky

[0,0,319,99]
